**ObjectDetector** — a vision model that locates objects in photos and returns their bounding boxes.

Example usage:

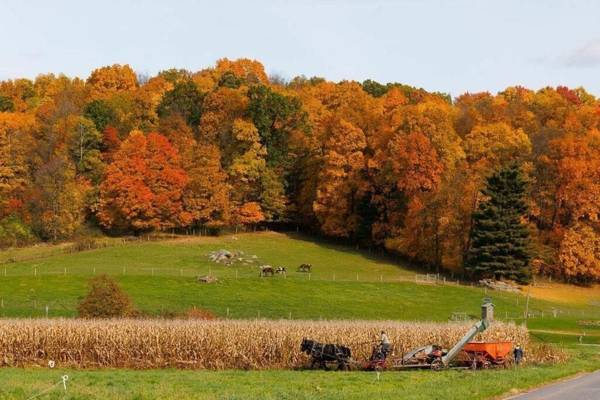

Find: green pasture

[1,346,598,400]
[0,232,598,334]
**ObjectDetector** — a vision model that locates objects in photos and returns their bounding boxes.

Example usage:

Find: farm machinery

[302,300,513,371]
[378,300,505,370]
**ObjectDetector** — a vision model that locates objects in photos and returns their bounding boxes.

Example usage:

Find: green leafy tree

[157,68,192,85]
[68,117,104,182]
[246,85,307,167]
[157,80,204,128]
[0,215,34,248]
[0,96,15,112]
[218,71,242,89]
[361,79,388,98]
[465,164,531,282]
[260,166,287,222]
[83,99,117,132]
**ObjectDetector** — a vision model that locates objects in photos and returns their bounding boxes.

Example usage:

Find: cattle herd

[259,264,312,277]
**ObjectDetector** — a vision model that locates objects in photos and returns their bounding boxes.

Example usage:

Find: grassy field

[1,232,600,399]
[0,232,598,333]
[529,282,600,306]
[0,232,416,280]
[1,347,598,400]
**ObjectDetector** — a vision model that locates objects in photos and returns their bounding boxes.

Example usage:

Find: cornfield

[0,319,541,369]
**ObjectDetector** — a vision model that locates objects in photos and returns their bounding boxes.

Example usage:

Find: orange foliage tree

[3,59,600,281]
[232,201,264,228]
[0,112,35,216]
[87,64,138,99]
[313,119,367,237]
[559,223,600,283]
[96,131,190,232]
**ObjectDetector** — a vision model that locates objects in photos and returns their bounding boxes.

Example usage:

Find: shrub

[77,274,133,318]
[0,215,35,248]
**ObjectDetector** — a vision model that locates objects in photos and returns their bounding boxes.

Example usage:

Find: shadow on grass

[277,230,438,276]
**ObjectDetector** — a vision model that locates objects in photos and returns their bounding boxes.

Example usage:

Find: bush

[77,274,134,318]
[0,215,35,248]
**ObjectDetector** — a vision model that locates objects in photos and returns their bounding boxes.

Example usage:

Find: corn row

[0,319,531,369]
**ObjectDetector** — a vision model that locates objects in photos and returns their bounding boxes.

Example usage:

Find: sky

[1,0,600,97]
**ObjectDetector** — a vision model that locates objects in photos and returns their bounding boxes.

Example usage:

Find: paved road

[508,370,600,400]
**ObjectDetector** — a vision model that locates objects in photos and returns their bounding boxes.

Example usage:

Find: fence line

[0,265,468,286]
[0,296,575,323]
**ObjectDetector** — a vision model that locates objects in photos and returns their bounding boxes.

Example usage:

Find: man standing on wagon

[380,331,391,358]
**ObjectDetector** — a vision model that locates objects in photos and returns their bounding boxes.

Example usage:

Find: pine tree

[465,164,531,282]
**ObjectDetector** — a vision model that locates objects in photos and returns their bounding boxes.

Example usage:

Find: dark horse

[300,338,352,370]
[259,266,274,277]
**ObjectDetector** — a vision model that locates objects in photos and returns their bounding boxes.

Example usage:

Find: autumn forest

[0,59,598,282]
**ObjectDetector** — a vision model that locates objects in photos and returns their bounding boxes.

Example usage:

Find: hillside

[2,60,599,285]
[1,232,598,338]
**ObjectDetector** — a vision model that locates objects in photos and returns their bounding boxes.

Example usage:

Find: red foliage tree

[101,126,121,163]
[97,131,190,232]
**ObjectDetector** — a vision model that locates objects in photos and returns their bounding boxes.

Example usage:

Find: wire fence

[2,234,599,327]
[0,288,593,323]
[0,234,527,290]
[0,306,590,327]
[0,263,470,287]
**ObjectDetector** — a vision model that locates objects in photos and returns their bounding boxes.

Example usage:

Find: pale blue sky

[1,0,599,96]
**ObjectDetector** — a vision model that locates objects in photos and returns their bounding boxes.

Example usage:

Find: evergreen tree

[465,164,531,282]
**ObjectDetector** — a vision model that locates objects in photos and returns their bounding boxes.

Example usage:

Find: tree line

[0,59,598,282]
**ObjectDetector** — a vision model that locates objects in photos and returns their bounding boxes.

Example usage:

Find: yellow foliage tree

[87,64,138,99]
[559,223,600,283]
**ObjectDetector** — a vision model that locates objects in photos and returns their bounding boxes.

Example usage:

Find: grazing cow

[298,263,312,273]
[259,266,274,277]
[275,266,287,274]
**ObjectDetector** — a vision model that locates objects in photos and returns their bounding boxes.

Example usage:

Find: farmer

[380,331,391,357]
[513,344,524,365]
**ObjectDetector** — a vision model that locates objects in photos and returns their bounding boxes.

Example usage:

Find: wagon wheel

[431,359,443,371]
[481,360,491,369]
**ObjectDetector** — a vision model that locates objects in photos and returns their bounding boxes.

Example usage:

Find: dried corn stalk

[0,319,534,369]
